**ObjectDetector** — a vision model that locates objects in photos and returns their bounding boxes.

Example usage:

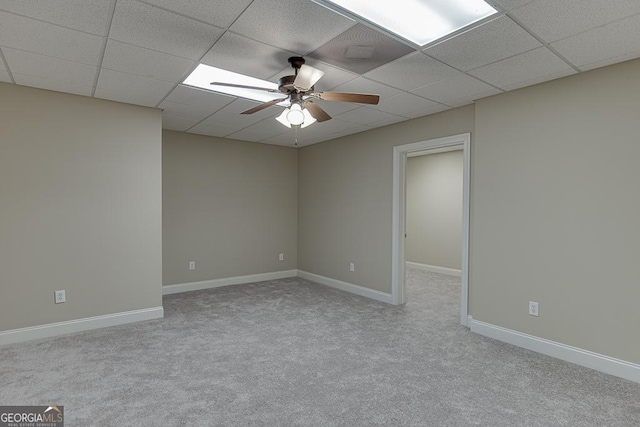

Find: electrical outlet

[279,253,284,261]
[349,262,355,272]
[529,301,539,317]
[54,290,66,304]
[188,261,195,270]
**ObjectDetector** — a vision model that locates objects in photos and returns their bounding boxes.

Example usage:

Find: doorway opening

[392,133,470,326]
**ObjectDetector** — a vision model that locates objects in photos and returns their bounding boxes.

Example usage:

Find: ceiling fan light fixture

[286,103,305,126]
[301,108,317,128]
[276,104,318,128]
[275,109,292,128]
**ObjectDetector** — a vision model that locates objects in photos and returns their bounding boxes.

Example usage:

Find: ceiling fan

[210,56,380,128]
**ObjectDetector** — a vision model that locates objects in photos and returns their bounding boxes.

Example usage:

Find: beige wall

[162,131,297,285]
[406,151,463,269]
[0,83,162,331]
[471,59,640,363]
[298,106,475,293]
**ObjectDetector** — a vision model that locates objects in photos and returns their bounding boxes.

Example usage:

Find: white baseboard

[470,319,640,384]
[0,306,164,347]
[163,270,298,295]
[406,262,461,277]
[297,270,393,304]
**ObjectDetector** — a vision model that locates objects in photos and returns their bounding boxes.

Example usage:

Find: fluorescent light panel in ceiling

[317,0,497,46]
[183,64,284,104]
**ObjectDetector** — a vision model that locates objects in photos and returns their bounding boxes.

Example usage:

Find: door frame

[391,133,471,326]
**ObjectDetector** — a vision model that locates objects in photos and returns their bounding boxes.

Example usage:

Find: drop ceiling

[1,0,639,147]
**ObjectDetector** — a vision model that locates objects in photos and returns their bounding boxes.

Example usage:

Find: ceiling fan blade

[210,82,278,93]
[242,98,288,114]
[314,92,380,105]
[293,65,325,92]
[304,101,331,122]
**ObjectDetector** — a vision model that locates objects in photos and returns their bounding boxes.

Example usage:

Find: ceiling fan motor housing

[278,75,296,93]
[288,56,306,71]
[278,75,313,94]
[279,56,309,93]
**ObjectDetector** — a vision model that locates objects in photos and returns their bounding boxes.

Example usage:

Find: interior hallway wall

[406,150,463,270]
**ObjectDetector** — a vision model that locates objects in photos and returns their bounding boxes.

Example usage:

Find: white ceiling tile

[335,106,401,126]
[164,85,235,110]
[162,113,201,131]
[424,16,541,71]
[226,118,287,142]
[140,0,253,28]
[3,48,97,87]
[365,53,459,90]
[468,47,575,90]
[0,11,104,65]
[552,13,640,69]
[369,115,409,127]
[13,74,92,96]
[200,98,282,128]
[401,103,452,120]
[288,121,333,138]
[101,39,195,83]
[332,77,402,99]
[310,118,368,134]
[214,98,278,115]
[441,91,502,108]
[109,0,224,60]
[0,0,113,35]
[254,118,296,139]
[326,123,372,137]
[501,69,576,92]
[1,0,637,141]
[511,0,640,44]
[201,32,296,79]
[489,0,536,11]
[579,49,640,72]
[369,92,443,117]
[97,69,174,104]
[188,121,244,138]
[307,99,358,118]
[94,88,159,107]
[411,74,502,107]
[229,0,355,54]
[158,100,217,121]
[307,23,414,75]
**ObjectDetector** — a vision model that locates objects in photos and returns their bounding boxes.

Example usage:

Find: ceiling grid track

[0,48,16,83]
[91,0,119,97]
[505,12,581,73]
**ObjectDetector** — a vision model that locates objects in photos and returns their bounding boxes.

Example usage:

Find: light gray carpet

[1,269,639,426]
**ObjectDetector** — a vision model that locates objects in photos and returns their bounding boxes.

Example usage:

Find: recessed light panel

[316,0,497,46]
[183,64,283,103]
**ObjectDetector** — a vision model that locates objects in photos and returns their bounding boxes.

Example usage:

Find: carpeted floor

[1,269,639,426]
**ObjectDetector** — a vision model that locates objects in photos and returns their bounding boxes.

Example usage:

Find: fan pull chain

[294,125,299,146]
